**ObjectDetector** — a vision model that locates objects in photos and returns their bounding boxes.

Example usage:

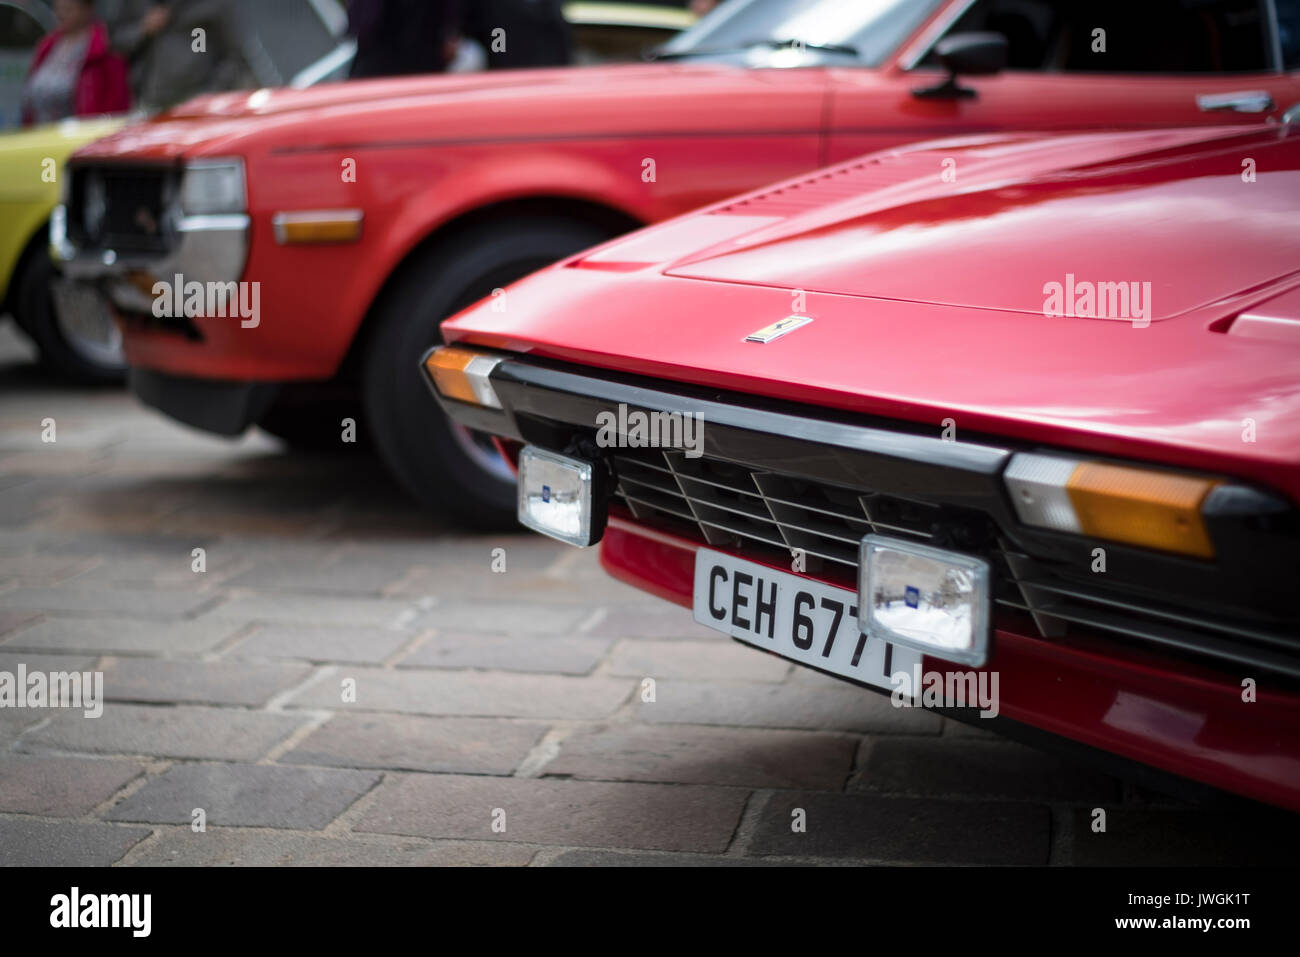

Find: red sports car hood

[638,126,1300,320]
[444,125,1300,496]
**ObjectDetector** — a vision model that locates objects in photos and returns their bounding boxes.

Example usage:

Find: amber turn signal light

[272,210,363,244]
[423,346,504,409]
[1066,463,1217,559]
[1005,453,1218,559]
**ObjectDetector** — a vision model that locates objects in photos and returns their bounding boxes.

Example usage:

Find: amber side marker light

[1004,453,1219,559]
[424,346,504,409]
[272,210,363,244]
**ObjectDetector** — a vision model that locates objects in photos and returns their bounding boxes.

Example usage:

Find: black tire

[256,388,370,453]
[15,238,126,385]
[362,217,612,529]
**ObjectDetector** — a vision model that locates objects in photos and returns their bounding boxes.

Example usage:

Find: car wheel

[16,241,126,385]
[256,388,370,453]
[362,217,612,529]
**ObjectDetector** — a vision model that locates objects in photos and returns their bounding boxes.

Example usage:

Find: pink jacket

[24,21,131,125]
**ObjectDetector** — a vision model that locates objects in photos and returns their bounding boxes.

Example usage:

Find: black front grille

[610,447,1300,681]
[613,449,937,566]
[70,166,175,254]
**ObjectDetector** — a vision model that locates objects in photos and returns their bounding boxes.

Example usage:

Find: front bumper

[429,351,1300,810]
[129,368,279,436]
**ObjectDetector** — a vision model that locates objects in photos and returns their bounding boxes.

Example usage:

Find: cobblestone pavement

[1,327,1298,866]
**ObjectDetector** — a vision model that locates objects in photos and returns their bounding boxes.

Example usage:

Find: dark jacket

[349,0,461,78]
[463,0,571,70]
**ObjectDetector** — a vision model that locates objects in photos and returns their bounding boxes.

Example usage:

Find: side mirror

[913,32,1008,100]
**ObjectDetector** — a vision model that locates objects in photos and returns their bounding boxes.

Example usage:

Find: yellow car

[0,116,126,381]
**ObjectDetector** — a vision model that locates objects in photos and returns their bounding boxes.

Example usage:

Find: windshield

[657,0,947,66]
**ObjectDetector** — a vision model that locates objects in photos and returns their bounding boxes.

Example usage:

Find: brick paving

[1,325,1299,866]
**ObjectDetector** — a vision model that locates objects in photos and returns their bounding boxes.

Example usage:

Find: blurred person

[108,0,252,111]
[22,0,131,125]
[690,0,721,14]
[462,0,571,70]
[349,0,461,79]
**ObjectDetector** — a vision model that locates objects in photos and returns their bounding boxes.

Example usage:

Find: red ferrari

[424,118,1300,810]
[57,0,1300,526]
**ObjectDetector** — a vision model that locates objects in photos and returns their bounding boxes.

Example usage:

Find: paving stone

[0,529,208,558]
[0,586,212,617]
[203,594,423,628]
[21,704,305,761]
[0,819,151,866]
[0,481,64,526]
[0,754,144,816]
[0,554,97,586]
[548,724,857,789]
[221,559,416,595]
[68,554,242,588]
[1064,806,1300,865]
[128,829,536,866]
[106,763,380,829]
[286,667,632,720]
[230,624,412,664]
[409,600,592,635]
[853,737,1120,803]
[357,774,748,853]
[383,544,629,605]
[0,617,241,655]
[283,714,547,775]
[397,632,611,675]
[0,652,97,673]
[0,610,39,636]
[0,449,109,476]
[593,605,724,640]
[634,680,943,733]
[0,710,44,747]
[606,639,789,682]
[355,538,560,577]
[750,792,1050,864]
[547,849,779,866]
[99,658,313,707]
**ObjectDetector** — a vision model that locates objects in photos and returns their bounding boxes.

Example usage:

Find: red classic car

[423,118,1300,810]
[57,0,1300,526]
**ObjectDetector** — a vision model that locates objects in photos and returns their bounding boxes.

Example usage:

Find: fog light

[518,446,604,547]
[859,535,991,667]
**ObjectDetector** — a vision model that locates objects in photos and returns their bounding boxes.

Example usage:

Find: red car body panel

[445,127,1300,502]
[69,0,1298,384]
[439,124,1300,809]
[598,519,1300,812]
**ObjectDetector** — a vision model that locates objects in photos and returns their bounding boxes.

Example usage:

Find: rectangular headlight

[859,534,991,667]
[517,446,605,547]
[180,159,246,215]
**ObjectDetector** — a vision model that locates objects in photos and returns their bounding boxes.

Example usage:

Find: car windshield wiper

[649,37,860,61]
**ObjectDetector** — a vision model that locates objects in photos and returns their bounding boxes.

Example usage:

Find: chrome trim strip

[897,0,977,71]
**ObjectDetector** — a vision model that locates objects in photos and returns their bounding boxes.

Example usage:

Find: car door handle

[1196,91,1274,113]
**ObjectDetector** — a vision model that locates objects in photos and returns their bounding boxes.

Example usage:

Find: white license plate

[692,548,920,691]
